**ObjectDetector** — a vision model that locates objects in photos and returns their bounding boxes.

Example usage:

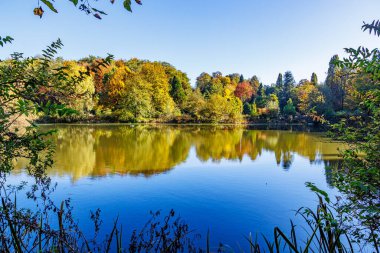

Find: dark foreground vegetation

[0,7,379,252]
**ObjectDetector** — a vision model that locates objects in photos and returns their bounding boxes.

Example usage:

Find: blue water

[10,125,342,250]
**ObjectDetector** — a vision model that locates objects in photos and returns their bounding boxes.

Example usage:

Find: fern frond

[362,20,380,37]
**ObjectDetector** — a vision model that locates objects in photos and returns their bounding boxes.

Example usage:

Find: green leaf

[41,0,58,13]
[123,0,132,12]
[69,0,79,6]
[305,182,331,203]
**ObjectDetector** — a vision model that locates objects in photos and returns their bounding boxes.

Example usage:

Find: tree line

[0,53,360,124]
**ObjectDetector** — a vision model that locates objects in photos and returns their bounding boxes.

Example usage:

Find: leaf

[69,0,79,6]
[94,13,102,19]
[33,7,44,18]
[123,0,132,12]
[305,182,330,203]
[92,8,107,15]
[41,0,58,13]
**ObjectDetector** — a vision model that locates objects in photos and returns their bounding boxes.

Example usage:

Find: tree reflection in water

[15,125,344,181]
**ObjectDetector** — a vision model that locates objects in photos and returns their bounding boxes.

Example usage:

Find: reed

[1,190,373,253]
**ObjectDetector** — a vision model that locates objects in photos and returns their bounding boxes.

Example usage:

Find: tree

[202,94,242,123]
[251,102,258,117]
[249,75,260,96]
[163,63,192,108]
[325,55,343,111]
[196,72,212,95]
[243,102,252,115]
[118,75,153,121]
[234,81,253,102]
[311,72,318,85]
[255,83,267,108]
[294,82,317,114]
[275,73,283,92]
[239,74,245,83]
[283,98,296,117]
[182,89,206,120]
[169,76,186,108]
[139,62,176,118]
[283,71,296,90]
[227,73,241,84]
[279,71,295,111]
[266,94,279,118]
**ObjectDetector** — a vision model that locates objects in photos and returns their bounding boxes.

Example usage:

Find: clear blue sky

[1,0,380,85]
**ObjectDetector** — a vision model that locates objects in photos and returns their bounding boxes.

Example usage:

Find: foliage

[0,36,13,47]
[283,98,296,117]
[275,73,283,92]
[311,72,318,85]
[266,94,279,118]
[249,75,260,96]
[32,0,142,19]
[362,20,380,37]
[279,71,296,110]
[325,55,348,112]
[330,42,380,250]
[235,81,253,102]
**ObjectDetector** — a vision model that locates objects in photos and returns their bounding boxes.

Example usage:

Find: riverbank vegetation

[0,51,361,124]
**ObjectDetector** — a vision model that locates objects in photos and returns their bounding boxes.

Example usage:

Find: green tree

[255,83,267,108]
[311,72,318,85]
[325,55,343,111]
[239,74,245,83]
[196,72,212,95]
[169,76,186,108]
[243,102,252,115]
[283,98,296,117]
[250,75,260,97]
[266,94,279,118]
[275,73,283,92]
[275,73,283,87]
[251,102,258,117]
[279,71,295,111]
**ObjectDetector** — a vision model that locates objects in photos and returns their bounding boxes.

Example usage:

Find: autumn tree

[266,94,279,118]
[249,75,260,97]
[234,81,253,102]
[139,62,176,118]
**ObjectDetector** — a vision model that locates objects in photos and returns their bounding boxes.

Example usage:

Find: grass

[1,188,371,253]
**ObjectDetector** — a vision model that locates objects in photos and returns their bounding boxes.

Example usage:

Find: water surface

[13,125,343,249]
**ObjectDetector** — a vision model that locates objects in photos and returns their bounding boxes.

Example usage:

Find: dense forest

[0,54,356,124]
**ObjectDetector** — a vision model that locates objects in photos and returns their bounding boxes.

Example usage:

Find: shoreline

[36,121,327,132]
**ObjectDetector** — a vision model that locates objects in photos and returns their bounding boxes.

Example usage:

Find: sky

[1,0,380,86]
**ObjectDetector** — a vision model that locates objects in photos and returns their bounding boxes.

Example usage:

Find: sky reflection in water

[13,125,344,249]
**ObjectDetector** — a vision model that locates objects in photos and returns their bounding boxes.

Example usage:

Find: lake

[12,124,344,250]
